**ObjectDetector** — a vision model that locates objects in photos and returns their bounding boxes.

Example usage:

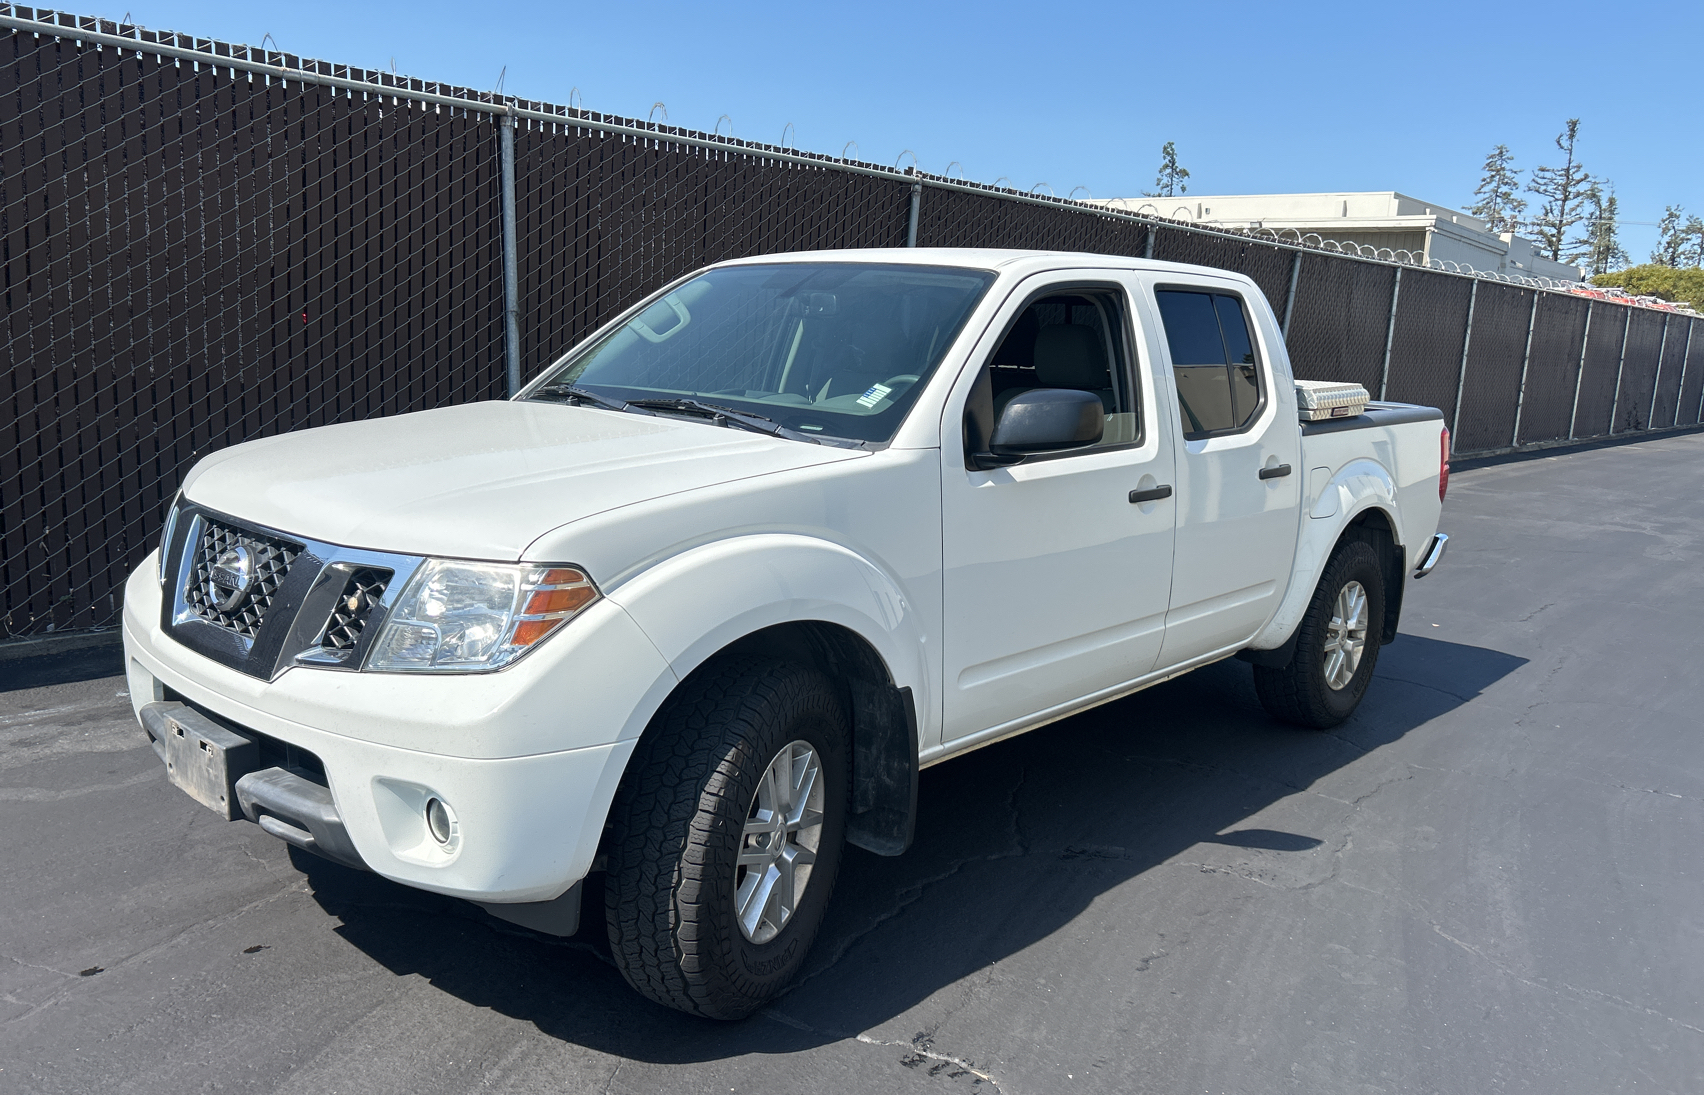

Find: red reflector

[1439,425,1451,503]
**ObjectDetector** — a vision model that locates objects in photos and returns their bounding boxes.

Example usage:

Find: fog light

[425,797,453,845]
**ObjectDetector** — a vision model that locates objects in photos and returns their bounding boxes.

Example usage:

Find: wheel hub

[734,740,825,944]
[1323,579,1369,690]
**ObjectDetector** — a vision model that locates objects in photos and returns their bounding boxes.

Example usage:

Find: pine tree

[1651,206,1687,266]
[1579,187,1629,275]
[1469,144,1526,234]
[1526,120,1596,262]
[1142,141,1189,198]
[1684,216,1704,268]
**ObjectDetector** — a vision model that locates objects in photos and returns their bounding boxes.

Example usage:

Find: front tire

[1254,539,1387,729]
[604,656,848,1019]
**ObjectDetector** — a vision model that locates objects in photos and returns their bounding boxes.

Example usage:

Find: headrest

[1033,324,1109,389]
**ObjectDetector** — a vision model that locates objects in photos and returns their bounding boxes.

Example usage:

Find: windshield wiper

[529,383,650,415]
[626,398,842,446]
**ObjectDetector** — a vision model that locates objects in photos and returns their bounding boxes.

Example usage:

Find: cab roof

[713,247,1256,284]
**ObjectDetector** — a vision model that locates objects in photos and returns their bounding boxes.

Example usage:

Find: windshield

[525,262,996,443]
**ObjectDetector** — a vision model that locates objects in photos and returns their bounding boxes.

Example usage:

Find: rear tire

[604,656,848,1019]
[1254,539,1386,729]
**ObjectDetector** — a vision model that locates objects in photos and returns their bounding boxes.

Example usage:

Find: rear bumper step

[1414,532,1448,578]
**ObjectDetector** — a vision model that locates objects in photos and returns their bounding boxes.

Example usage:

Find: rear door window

[1155,289,1265,440]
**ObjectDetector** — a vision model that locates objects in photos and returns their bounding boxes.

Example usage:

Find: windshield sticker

[856,383,893,408]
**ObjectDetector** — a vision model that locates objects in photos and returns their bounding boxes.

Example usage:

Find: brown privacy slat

[1286,254,1399,394]
[1453,283,1532,453]
[1383,268,1472,428]
[1677,320,1704,428]
[1614,309,1665,433]
[1,11,1695,635]
[1651,314,1688,428]
[1515,292,1589,445]
[1574,304,1628,439]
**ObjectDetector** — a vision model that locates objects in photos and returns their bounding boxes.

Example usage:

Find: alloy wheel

[734,740,824,944]
[1322,579,1369,690]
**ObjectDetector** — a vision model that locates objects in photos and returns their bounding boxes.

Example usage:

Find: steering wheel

[881,374,920,388]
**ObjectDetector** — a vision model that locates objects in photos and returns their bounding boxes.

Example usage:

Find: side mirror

[971,389,1105,469]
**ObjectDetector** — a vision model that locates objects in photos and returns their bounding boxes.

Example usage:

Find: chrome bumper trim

[1413,532,1448,578]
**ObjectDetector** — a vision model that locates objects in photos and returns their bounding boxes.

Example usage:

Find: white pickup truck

[122,248,1448,1019]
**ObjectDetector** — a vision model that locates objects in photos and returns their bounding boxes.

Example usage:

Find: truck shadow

[296,632,1524,1059]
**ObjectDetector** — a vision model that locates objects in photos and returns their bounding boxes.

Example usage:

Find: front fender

[607,533,929,735]
[1249,459,1402,650]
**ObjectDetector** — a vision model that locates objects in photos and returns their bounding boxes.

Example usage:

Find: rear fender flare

[1249,460,1403,651]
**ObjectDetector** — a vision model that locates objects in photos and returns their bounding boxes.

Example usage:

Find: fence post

[1451,278,1478,436]
[1377,267,1401,399]
[1648,314,1671,431]
[1145,225,1157,260]
[1683,318,1697,425]
[500,106,522,398]
[906,175,921,247]
[1569,302,1593,440]
[1281,250,1301,338]
[1510,289,1541,447]
[1606,307,1632,435]
[1676,319,1696,427]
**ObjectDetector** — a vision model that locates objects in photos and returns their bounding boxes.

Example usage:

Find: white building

[1094,191,1585,283]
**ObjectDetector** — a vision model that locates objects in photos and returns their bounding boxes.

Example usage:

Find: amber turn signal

[509,566,600,650]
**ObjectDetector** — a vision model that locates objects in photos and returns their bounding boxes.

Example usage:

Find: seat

[993,323,1117,417]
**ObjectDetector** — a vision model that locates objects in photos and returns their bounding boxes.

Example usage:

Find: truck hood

[181,400,866,559]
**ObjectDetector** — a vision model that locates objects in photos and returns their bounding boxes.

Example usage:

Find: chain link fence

[4,5,1701,639]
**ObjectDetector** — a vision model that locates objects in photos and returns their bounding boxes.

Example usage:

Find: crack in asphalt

[1368,673,1483,704]
[3,954,75,980]
[1426,923,1704,1038]
[855,1032,1003,1091]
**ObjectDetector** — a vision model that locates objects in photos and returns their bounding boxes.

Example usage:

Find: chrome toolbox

[1294,379,1370,421]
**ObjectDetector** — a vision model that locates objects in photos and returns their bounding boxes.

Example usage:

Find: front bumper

[123,555,663,904]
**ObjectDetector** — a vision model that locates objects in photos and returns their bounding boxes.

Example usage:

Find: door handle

[1258,464,1293,480]
[1128,485,1173,503]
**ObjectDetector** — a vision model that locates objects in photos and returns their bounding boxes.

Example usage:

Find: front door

[940,276,1177,749]
[1148,279,1302,668]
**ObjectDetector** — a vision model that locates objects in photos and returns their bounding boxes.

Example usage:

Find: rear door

[1145,277,1301,668]
[938,273,1177,749]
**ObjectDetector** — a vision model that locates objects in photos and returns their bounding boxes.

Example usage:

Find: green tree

[1685,215,1704,268]
[1469,144,1526,233]
[1592,264,1704,310]
[1526,119,1595,262]
[1143,141,1189,198]
[1579,187,1629,275]
[1651,205,1687,266]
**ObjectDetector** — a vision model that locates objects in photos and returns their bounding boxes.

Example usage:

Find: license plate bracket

[143,702,259,820]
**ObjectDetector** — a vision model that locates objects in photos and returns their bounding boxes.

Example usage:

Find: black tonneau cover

[1301,401,1444,436]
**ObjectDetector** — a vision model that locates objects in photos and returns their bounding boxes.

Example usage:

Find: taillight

[1439,425,1451,503]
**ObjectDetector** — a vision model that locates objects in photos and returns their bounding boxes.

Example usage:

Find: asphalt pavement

[4,431,1702,1094]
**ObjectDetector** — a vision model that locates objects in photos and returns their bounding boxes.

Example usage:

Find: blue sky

[119,0,1698,262]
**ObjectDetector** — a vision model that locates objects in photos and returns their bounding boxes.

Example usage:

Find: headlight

[367,561,599,673]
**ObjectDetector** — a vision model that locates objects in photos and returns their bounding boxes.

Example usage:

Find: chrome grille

[321,568,391,651]
[183,520,301,638]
